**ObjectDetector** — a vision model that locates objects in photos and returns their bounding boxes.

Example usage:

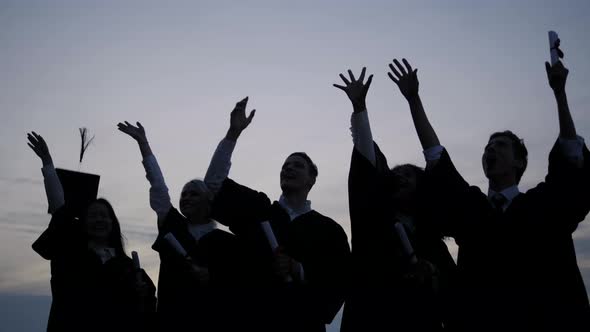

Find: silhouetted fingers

[238,96,249,106]
[333,83,347,91]
[137,122,144,129]
[393,59,407,75]
[365,74,373,89]
[247,109,256,124]
[27,133,40,146]
[348,69,356,82]
[389,63,402,79]
[402,58,413,73]
[339,73,350,85]
[358,67,366,82]
[387,72,399,83]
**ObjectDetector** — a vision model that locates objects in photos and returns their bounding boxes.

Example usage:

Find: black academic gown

[32,205,157,332]
[423,140,590,331]
[210,178,351,332]
[152,207,245,332]
[340,143,456,332]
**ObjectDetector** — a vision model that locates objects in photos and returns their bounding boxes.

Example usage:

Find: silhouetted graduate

[205,98,351,332]
[28,132,156,332]
[334,68,456,332]
[118,121,245,332]
[392,56,590,331]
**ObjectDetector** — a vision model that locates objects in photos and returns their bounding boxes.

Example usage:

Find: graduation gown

[211,178,351,332]
[152,207,245,332]
[340,143,456,332]
[423,140,590,331]
[32,205,157,332]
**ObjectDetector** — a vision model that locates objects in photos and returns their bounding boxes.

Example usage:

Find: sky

[1,0,590,331]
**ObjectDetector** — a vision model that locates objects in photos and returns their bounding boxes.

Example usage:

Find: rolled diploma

[261,221,279,250]
[260,221,293,282]
[548,31,560,65]
[132,251,141,269]
[394,222,418,264]
[131,251,143,284]
[163,233,188,258]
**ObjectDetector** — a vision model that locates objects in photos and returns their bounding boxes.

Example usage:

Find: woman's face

[179,187,211,222]
[391,167,418,204]
[84,202,113,241]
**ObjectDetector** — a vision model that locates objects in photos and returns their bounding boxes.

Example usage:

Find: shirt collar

[188,220,217,242]
[278,195,312,221]
[488,185,521,207]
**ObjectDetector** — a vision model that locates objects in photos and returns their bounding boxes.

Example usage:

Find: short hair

[489,130,528,183]
[392,163,425,181]
[288,152,318,179]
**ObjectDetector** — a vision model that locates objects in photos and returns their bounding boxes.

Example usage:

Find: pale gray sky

[1,1,590,331]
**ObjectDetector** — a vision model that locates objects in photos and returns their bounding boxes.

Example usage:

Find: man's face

[482,136,523,181]
[280,155,315,193]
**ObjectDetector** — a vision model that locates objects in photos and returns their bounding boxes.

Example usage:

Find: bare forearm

[555,91,577,139]
[407,95,440,149]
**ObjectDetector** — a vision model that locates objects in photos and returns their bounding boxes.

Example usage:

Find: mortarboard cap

[56,168,100,217]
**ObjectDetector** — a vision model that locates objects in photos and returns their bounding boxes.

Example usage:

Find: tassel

[79,128,95,163]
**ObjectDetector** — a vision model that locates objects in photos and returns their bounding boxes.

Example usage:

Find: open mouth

[485,155,497,168]
[281,173,296,180]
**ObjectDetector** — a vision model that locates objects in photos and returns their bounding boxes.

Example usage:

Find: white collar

[188,220,217,242]
[488,185,520,201]
[91,247,116,264]
[488,185,520,210]
[278,195,312,221]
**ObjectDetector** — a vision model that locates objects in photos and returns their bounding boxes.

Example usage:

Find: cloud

[0,176,42,186]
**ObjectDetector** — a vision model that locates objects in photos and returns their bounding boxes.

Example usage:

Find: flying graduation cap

[56,128,100,217]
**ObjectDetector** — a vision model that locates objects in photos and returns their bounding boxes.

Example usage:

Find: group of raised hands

[333,58,420,110]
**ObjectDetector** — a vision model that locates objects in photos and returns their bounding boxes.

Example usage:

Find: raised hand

[333,67,373,112]
[226,97,256,141]
[27,131,53,166]
[545,61,568,95]
[388,58,419,100]
[117,121,148,143]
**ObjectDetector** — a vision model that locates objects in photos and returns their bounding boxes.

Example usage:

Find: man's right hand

[226,97,255,141]
[27,131,53,166]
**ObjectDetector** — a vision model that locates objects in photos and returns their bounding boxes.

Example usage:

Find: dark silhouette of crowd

[28,37,589,331]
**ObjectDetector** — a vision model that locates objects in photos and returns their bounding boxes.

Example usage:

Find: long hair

[82,198,127,258]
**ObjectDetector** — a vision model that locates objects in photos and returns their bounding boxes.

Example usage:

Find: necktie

[491,193,507,213]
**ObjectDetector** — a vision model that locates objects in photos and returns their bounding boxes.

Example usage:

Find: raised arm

[545,61,577,140]
[118,121,171,224]
[333,67,376,166]
[204,97,255,195]
[27,132,65,213]
[388,59,440,151]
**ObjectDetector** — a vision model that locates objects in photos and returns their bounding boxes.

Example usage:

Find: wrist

[352,103,366,113]
[41,157,53,167]
[225,128,241,141]
[406,93,420,104]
